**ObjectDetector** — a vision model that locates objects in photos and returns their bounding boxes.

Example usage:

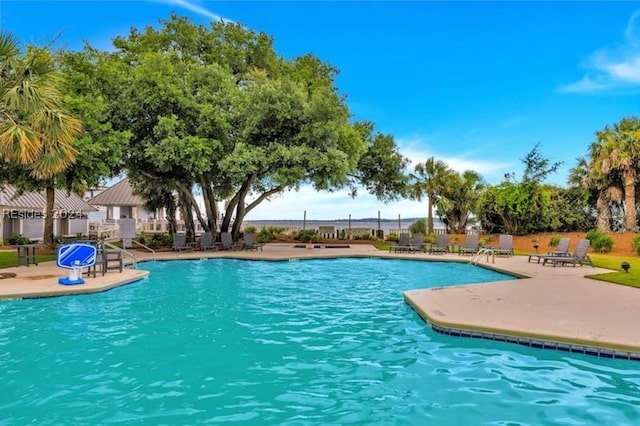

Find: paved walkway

[1,244,637,357]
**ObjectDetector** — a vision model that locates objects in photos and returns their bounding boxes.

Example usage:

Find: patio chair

[459,233,480,255]
[410,233,427,252]
[85,240,123,277]
[391,233,412,253]
[172,233,194,252]
[429,233,449,254]
[243,232,263,251]
[220,232,242,251]
[493,234,513,257]
[200,232,217,251]
[549,237,571,257]
[542,239,593,267]
[528,237,571,263]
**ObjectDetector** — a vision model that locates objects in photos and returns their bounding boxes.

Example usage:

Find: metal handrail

[103,240,138,269]
[469,247,495,265]
[132,239,156,262]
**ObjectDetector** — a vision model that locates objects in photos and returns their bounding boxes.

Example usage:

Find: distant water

[244,218,444,235]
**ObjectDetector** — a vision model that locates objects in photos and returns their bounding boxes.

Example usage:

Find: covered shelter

[87,178,149,221]
[1,186,97,243]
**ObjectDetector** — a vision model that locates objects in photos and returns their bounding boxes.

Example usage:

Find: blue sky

[2,1,640,220]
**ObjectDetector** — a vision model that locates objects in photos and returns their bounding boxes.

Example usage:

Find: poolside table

[15,244,39,267]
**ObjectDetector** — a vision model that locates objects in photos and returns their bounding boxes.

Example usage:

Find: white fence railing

[88,218,445,240]
[88,222,119,240]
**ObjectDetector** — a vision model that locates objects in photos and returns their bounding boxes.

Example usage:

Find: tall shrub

[585,229,614,253]
[632,235,640,255]
[409,218,426,234]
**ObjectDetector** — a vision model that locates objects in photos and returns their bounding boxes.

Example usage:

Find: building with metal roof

[87,178,155,222]
[1,186,98,244]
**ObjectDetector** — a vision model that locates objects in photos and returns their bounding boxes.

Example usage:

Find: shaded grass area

[375,243,393,251]
[0,251,56,269]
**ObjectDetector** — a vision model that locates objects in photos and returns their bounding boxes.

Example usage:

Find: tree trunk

[231,179,253,240]
[427,193,434,234]
[231,205,245,239]
[623,168,637,231]
[177,192,196,243]
[596,191,611,232]
[167,204,177,236]
[200,178,217,233]
[221,194,239,234]
[44,185,55,248]
[178,183,210,235]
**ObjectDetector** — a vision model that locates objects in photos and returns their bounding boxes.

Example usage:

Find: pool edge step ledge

[404,290,640,361]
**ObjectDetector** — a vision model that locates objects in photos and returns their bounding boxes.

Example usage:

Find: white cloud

[560,76,612,93]
[603,55,640,83]
[241,136,517,220]
[154,0,230,22]
[560,10,640,93]
[244,186,427,221]
[397,138,514,182]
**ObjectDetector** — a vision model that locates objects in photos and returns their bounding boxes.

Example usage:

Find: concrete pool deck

[1,243,638,358]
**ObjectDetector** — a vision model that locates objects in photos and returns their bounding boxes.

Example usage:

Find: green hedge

[585,229,614,253]
[632,235,640,256]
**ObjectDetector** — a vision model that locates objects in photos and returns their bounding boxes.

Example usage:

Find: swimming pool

[1,258,639,424]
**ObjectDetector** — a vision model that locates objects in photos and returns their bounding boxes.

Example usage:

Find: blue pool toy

[57,243,97,285]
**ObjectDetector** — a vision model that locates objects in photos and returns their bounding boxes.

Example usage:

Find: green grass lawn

[515,250,639,287]
[586,254,640,288]
[0,251,56,269]
[374,243,393,251]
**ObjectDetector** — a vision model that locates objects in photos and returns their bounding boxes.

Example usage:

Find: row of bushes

[5,228,640,255]
[127,230,640,256]
[585,229,614,253]
[135,227,289,247]
[135,232,173,248]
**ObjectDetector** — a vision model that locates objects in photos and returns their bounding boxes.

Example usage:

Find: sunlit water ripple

[1,258,640,425]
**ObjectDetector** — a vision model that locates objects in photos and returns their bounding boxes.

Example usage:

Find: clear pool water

[2,258,640,425]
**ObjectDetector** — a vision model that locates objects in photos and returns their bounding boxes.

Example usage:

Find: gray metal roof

[53,188,99,212]
[88,178,144,207]
[0,186,98,212]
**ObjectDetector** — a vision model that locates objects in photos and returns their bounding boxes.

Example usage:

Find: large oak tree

[63,15,408,240]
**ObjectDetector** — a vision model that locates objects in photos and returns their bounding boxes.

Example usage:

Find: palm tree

[595,117,640,231]
[570,148,623,233]
[437,170,484,234]
[410,157,453,234]
[0,32,82,247]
